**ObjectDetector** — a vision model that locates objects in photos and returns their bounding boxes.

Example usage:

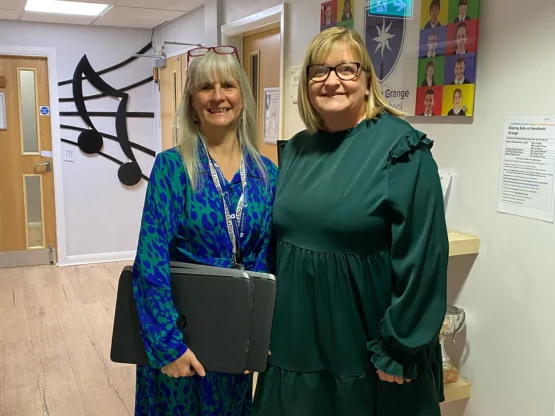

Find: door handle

[35,160,52,172]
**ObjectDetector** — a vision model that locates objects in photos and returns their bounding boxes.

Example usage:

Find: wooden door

[0,56,57,267]
[243,27,281,165]
[159,55,184,151]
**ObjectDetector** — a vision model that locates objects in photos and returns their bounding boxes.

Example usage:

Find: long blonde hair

[297,26,404,134]
[174,51,266,190]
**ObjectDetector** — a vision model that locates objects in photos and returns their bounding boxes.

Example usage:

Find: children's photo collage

[320,0,355,31]
[416,0,480,117]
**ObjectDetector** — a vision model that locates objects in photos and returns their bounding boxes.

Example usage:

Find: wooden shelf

[443,377,471,403]
[443,234,475,404]
[448,231,480,257]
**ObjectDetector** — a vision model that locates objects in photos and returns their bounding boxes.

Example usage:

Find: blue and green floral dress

[132,146,277,415]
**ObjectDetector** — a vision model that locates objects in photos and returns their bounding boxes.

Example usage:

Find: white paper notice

[290,66,301,104]
[263,87,280,144]
[497,115,555,222]
[438,169,452,202]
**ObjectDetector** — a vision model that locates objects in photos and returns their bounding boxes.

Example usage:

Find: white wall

[0,20,156,264]
[411,0,555,414]
[154,6,206,56]
[221,0,555,415]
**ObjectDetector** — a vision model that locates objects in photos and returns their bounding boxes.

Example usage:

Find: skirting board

[61,250,136,267]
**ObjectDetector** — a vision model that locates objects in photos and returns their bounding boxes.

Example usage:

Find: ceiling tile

[115,0,203,12]
[6,0,200,29]
[0,9,20,19]
[92,16,163,28]
[57,0,118,4]
[21,10,97,25]
[2,0,23,11]
[102,5,184,20]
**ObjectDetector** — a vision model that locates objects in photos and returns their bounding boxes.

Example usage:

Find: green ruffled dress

[252,113,449,416]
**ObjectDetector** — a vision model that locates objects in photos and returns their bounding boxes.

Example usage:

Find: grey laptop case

[169,261,277,372]
[110,265,254,374]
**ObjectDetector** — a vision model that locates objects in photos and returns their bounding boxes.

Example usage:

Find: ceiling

[0,0,204,29]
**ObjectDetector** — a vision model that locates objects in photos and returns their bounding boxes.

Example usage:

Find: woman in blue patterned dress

[131,46,278,415]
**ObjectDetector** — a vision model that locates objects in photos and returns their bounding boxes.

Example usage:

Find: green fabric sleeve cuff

[367,340,417,380]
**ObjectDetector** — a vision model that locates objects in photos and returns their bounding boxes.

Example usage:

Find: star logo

[365,14,405,82]
[372,18,396,58]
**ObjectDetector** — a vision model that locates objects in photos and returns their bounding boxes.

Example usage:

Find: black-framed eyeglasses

[307,62,362,82]
[186,46,239,69]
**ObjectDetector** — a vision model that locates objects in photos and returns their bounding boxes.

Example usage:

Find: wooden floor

[0,261,136,416]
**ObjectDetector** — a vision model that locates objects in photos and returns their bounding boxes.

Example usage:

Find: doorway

[159,54,187,151]
[221,3,287,168]
[0,55,57,268]
[243,27,281,164]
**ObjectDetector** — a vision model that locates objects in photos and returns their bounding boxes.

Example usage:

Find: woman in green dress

[253,27,449,415]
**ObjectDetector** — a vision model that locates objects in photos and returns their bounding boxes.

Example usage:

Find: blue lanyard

[201,140,247,269]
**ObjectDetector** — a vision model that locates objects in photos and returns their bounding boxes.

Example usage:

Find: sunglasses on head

[186,45,239,68]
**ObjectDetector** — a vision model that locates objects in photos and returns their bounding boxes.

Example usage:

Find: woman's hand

[161,349,206,378]
[376,369,411,384]
[243,351,271,375]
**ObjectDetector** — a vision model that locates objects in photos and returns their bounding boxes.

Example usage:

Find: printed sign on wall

[416,0,480,117]
[364,0,481,117]
[321,0,355,31]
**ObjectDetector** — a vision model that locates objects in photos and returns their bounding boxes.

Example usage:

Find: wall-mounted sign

[368,0,414,19]
[320,0,355,32]
[415,0,481,117]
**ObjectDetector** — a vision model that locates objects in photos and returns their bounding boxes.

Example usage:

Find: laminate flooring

[0,261,136,416]
[0,261,260,415]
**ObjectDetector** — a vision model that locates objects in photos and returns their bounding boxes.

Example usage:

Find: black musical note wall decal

[59,77,153,103]
[60,138,149,182]
[58,43,153,87]
[58,42,156,186]
[60,124,155,156]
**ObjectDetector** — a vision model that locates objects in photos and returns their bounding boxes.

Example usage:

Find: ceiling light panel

[22,10,99,24]
[25,0,111,16]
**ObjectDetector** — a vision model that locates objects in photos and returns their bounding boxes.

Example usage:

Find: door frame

[154,45,200,153]
[221,3,288,143]
[0,45,67,266]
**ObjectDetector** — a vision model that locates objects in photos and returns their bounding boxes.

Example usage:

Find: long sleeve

[132,151,188,369]
[368,130,449,380]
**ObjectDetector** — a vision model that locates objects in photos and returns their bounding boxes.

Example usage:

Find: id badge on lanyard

[203,141,247,270]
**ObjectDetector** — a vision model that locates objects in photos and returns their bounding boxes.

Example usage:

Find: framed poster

[415,0,481,117]
[363,0,481,117]
[320,0,354,32]
[263,87,280,144]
